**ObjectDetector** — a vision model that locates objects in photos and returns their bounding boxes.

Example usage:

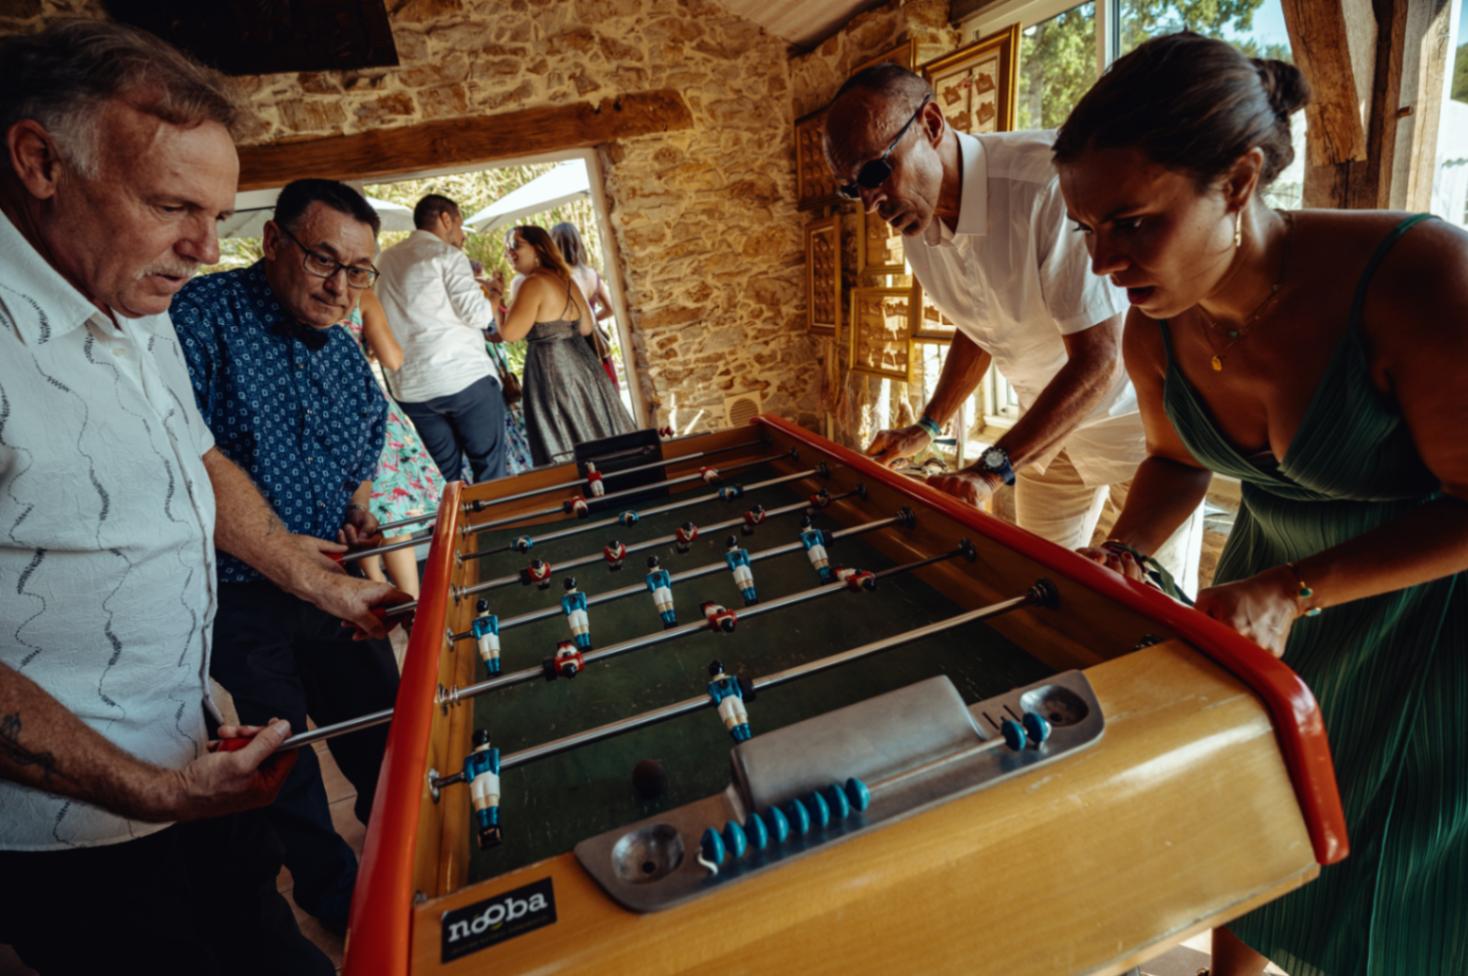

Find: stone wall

[0,0,822,433]
[787,0,961,450]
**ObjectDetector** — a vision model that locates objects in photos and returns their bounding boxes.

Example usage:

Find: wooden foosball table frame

[343,416,1347,975]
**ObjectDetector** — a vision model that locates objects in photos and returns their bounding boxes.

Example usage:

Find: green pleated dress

[1158,215,1468,976]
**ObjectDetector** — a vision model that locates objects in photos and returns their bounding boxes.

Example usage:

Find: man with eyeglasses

[824,64,1201,595]
[374,193,507,483]
[170,178,405,936]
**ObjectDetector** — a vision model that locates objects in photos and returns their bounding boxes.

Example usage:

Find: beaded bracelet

[917,415,943,441]
[1100,540,1195,606]
[1282,561,1322,617]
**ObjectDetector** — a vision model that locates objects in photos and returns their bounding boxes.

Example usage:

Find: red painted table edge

[345,480,463,975]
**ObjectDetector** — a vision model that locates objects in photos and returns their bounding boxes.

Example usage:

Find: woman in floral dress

[346,289,444,598]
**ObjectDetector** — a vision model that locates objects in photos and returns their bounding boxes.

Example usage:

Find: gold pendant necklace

[1198,212,1293,372]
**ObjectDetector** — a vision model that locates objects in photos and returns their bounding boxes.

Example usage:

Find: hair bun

[1254,58,1310,119]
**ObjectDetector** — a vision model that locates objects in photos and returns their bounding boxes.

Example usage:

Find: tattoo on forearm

[0,711,71,786]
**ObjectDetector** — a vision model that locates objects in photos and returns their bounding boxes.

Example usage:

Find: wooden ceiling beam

[1282,0,1378,168]
[235,89,694,191]
[1287,0,1451,210]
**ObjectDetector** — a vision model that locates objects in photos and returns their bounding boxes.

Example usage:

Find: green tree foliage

[1015,0,1284,131]
[1453,42,1468,104]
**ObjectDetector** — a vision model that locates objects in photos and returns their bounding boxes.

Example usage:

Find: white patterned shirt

[375,229,499,402]
[905,130,1144,486]
[0,211,218,850]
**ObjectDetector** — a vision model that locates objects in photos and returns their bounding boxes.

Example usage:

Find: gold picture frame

[847,284,919,381]
[920,24,1020,136]
[912,280,957,343]
[805,214,841,335]
[856,206,906,277]
[795,109,838,210]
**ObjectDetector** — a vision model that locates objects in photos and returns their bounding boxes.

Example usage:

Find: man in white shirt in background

[375,194,506,482]
[824,64,1201,594]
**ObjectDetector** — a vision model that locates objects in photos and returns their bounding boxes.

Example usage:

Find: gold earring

[1233,211,1243,250]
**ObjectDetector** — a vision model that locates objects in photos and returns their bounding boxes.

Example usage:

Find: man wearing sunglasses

[170,178,405,936]
[824,64,1201,595]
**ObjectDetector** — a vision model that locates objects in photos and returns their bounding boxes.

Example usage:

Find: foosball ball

[327,417,1345,975]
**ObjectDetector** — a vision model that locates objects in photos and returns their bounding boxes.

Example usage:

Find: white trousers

[1013,450,1203,597]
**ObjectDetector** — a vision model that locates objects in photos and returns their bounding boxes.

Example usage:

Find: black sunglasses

[837,94,932,200]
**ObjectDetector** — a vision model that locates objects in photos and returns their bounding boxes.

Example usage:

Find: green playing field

[465,465,1052,880]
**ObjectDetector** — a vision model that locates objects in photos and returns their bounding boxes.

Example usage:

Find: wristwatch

[978,446,1015,486]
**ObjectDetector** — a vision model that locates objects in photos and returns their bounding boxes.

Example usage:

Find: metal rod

[449,489,866,637]
[467,466,818,562]
[455,506,896,611]
[445,540,954,705]
[340,530,432,563]
[496,584,1043,771]
[265,568,1048,757]
[461,452,789,539]
[462,441,761,514]
[274,705,395,751]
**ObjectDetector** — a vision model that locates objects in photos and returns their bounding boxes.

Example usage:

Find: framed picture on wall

[795,109,838,210]
[920,24,1019,136]
[856,206,906,277]
[847,285,919,381]
[913,280,958,343]
[805,214,841,335]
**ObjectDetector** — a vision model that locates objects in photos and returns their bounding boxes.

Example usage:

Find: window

[1015,2,1099,130]
[966,0,1302,214]
[1431,0,1468,229]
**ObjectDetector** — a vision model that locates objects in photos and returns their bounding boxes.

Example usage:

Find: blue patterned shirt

[171,262,386,583]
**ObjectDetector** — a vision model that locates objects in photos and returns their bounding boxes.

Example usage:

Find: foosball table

[333,416,1346,975]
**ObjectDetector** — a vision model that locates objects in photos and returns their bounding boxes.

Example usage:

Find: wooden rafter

[236,90,694,190]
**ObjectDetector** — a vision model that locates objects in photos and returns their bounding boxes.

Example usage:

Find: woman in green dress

[1052,32,1468,976]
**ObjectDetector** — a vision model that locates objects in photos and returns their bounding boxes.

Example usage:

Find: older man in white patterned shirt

[0,21,400,976]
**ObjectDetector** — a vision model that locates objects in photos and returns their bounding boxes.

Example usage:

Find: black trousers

[0,814,332,976]
[398,374,507,483]
[211,581,399,932]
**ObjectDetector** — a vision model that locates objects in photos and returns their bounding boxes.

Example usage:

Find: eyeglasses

[277,224,379,289]
[837,94,932,200]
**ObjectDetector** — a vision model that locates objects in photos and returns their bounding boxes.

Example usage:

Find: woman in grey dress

[486,225,635,466]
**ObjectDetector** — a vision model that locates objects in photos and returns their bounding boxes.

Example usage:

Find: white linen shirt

[904,129,1144,485]
[0,212,218,850]
[375,229,499,402]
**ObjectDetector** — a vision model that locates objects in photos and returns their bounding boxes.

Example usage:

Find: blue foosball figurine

[561,577,592,650]
[471,598,501,675]
[723,535,758,605]
[707,660,751,742]
[645,556,676,627]
[799,515,834,582]
[464,729,502,849]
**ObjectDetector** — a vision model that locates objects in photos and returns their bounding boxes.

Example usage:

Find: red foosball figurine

[585,462,605,498]
[701,601,738,633]
[544,640,585,679]
[603,539,627,570]
[563,495,590,518]
[522,559,553,590]
[675,521,699,553]
[834,566,877,592]
[742,504,766,534]
[699,466,720,484]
